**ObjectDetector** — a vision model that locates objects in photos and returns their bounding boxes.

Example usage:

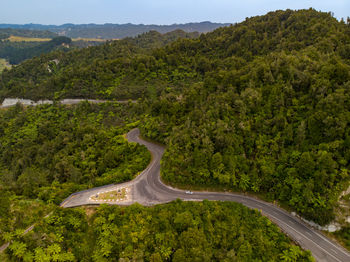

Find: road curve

[61,128,350,262]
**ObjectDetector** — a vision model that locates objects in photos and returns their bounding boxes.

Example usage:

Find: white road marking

[306,232,312,237]
[270,214,343,262]
[312,230,350,257]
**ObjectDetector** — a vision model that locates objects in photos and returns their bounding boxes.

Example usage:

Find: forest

[1,8,350,259]
[1,9,348,225]
[0,102,150,249]
[0,36,72,64]
[0,103,314,261]
[1,201,314,261]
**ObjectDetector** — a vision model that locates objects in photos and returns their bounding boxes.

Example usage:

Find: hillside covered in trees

[0,103,314,261]
[0,103,150,251]
[0,29,200,100]
[0,36,72,64]
[1,9,350,226]
[1,8,350,256]
[0,102,149,204]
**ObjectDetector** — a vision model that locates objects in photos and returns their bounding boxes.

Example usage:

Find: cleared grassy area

[8,35,52,42]
[0,58,11,73]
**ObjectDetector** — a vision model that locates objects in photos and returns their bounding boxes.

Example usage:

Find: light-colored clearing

[8,35,52,42]
[0,59,11,73]
[92,188,127,201]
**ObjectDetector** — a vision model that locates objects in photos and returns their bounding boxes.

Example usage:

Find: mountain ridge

[0,21,231,39]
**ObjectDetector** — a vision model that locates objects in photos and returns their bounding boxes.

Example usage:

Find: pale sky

[0,0,348,25]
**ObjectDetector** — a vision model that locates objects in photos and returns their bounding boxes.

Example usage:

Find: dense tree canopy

[2,201,313,262]
[0,29,201,100]
[1,8,350,253]
[0,36,72,64]
[0,102,150,246]
[1,9,350,225]
[139,9,350,225]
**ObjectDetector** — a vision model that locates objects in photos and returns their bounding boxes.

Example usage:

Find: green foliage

[136,9,350,225]
[0,102,150,245]
[1,8,350,227]
[0,30,201,100]
[0,36,72,64]
[334,226,350,250]
[0,103,150,203]
[144,50,350,224]
[3,201,314,261]
[0,195,49,246]
[0,58,11,73]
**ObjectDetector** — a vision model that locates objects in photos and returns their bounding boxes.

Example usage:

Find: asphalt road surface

[60,128,350,261]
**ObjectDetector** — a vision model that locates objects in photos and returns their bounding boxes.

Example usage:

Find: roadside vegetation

[2,201,314,261]
[0,102,150,247]
[138,9,350,226]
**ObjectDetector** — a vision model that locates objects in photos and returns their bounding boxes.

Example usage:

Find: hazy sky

[0,0,348,25]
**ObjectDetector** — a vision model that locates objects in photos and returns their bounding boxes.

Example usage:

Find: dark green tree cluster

[0,102,150,202]
[0,30,200,100]
[0,102,150,245]
[334,225,350,250]
[0,192,50,246]
[143,49,350,225]
[3,201,314,261]
[137,9,350,225]
[0,36,72,64]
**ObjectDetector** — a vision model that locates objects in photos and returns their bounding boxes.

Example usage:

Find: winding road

[1,102,348,260]
[59,128,350,262]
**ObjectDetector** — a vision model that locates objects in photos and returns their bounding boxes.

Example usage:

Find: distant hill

[0,28,57,40]
[0,29,197,66]
[0,36,72,64]
[0,22,230,39]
